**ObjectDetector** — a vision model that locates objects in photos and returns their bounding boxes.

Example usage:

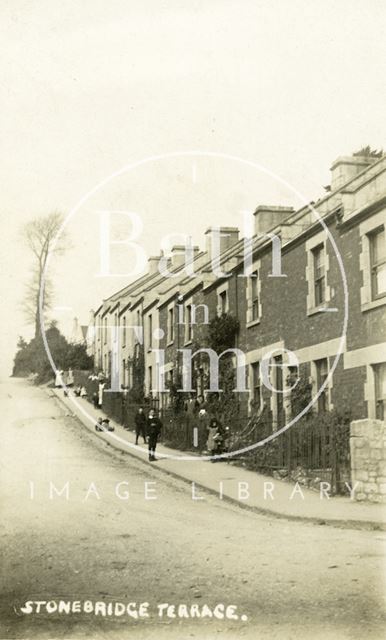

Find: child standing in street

[147,410,162,461]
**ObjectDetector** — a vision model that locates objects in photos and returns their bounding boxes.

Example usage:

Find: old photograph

[1,1,386,639]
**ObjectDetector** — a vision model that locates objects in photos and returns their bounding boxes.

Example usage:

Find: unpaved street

[1,379,385,639]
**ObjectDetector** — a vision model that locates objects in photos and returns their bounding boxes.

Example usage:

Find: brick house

[88,150,386,427]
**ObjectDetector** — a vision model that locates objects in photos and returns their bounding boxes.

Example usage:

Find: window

[288,365,299,418]
[216,284,229,316]
[185,304,193,342]
[306,233,330,314]
[369,227,386,300]
[373,363,386,420]
[219,290,227,315]
[122,315,126,346]
[104,317,108,344]
[250,271,260,321]
[148,314,153,349]
[359,214,386,312]
[315,358,328,412]
[274,354,284,427]
[127,358,133,388]
[114,313,119,342]
[246,261,261,324]
[166,368,174,391]
[251,362,261,412]
[122,359,126,387]
[148,366,152,394]
[167,307,174,343]
[312,244,326,306]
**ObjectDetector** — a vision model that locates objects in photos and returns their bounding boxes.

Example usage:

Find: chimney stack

[205,227,239,262]
[147,255,160,275]
[170,245,200,270]
[330,154,378,191]
[253,206,294,236]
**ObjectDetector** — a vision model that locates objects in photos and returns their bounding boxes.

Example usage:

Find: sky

[1,0,385,377]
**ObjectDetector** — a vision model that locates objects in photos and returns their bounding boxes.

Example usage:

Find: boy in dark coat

[147,409,162,461]
[134,407,147,444]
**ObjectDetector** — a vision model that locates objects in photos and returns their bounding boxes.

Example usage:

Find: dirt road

[1,379,384,639]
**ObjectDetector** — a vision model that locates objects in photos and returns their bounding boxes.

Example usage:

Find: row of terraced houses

[87,150,386,431]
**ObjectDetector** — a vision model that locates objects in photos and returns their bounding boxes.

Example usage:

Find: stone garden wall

[350,419,386,502]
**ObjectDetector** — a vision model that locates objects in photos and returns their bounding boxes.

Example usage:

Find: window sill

[167,340,174,347]
[361,297,386,313]
[184,340,193,347]
[307,305,329,317]
[246,318,261,329]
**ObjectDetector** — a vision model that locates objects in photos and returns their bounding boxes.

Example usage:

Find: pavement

[50,387,386,531]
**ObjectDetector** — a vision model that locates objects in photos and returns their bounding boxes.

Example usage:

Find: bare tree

[22,211,68,338]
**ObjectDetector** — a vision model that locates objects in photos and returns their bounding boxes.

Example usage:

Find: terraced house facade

[88,150,386,431]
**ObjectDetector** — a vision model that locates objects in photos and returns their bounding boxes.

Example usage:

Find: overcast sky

[1,0,385,377]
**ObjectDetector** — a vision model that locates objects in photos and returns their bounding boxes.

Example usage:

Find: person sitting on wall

[95,417,114,432]
[102,418,114,431]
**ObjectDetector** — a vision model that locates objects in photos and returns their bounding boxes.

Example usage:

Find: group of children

[94,407,162,462]
[93,406,229,462]
[129,408,162,461]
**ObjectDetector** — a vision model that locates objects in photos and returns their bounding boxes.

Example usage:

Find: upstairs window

[216,283,229,316]
[219,290,227,315]
[246,260,261,325]
[369,227,386,300]
[185,304,193,342]
[312,244,326,306]
[359,214,386,312]
[114,313,119,342]
[148,314,153,349]
[122,315,126,346]
[306,233,331,314]
[250,271,260,321]
[167,307,174,343]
